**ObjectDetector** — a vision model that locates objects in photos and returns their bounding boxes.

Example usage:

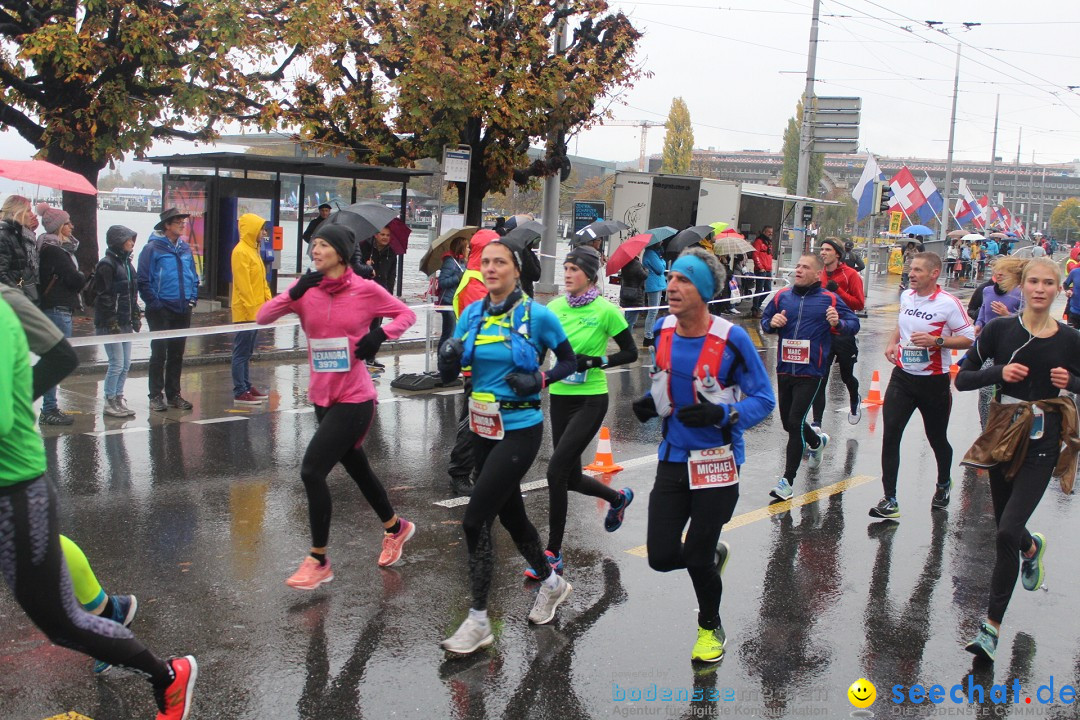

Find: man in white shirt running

[870,252,975,519]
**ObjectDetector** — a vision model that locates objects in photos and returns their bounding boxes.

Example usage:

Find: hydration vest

[459,296,540,374]
[651,314,741,418]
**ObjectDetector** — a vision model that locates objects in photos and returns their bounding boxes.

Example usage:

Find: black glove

[439,336,465,363]
[676,402,729,428]
[131,313,142,333]
[505,370,544,396]
[575,354,605,373]
[352,262,375,279]
[289,271,324,301]
[354,327,387,360]
[826,281,839,292]
[632,395,658,423]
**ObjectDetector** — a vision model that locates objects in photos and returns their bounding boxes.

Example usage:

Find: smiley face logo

[848,678,876,708]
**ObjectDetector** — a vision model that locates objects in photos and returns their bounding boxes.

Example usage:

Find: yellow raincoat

[231,213,272,322]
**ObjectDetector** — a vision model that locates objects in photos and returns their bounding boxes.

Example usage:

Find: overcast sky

[2,0,1078,186]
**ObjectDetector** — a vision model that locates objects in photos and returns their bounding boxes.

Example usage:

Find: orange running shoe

[285,556,334,590]
[155,655,197,720]
[378,519,415,567]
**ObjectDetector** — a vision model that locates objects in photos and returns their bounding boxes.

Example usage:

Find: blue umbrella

[902,224,934,237]
[644,226,677,247]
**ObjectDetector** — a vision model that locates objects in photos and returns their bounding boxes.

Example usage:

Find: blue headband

[670,255,716,301]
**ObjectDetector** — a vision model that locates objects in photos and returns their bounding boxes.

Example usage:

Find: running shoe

[39,409,74,426]
[1021,533,1046,591]
[248,386,268,399]
[528,575,572,624]
[149,395,168,412]
[869,497,901,519]
[964,622,998,662]
[523,550,564,581]
[167,395,193,410]
[769,478,793,501]
[155,655,198,720]
[807,431,829,470]
[286,557,334,590]
[848,394,862,425]
[234,391,262,405]
[378,519,415,567]
[931,480,952,510]
[604,487,634,532]
[715,541,731,576]
[441,616,494,655]
[93,595,139,674]
[691,626,727,663]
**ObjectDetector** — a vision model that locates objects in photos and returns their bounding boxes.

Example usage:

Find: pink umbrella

[0,159,97,195]
[606,233,652,276]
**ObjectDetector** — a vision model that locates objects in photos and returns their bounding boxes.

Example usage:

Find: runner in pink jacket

[256,223,417,590]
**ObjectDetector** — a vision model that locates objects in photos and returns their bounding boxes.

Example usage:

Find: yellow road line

[43,713,93,720]
[624,474,876,558]
[745,321,764,350]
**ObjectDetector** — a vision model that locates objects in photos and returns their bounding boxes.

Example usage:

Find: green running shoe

[691,626,726,663]
[1021,533,1046,591]
[964,622,998,662]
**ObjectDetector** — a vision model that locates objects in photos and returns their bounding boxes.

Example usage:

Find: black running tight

[880,368,953,500]
[646,461,739,630]
[0,476,172,686]
[546,393,621,554]
[777,375,822,482]
[987,451,1055,623]
[811,335,860,424]
[462,423,549,610]
[301,401,395,548]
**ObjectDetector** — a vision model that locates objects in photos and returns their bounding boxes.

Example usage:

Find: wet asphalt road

[3,273,1080,720]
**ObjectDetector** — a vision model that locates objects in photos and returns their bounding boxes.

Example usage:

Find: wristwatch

[934,337,945,347]
[726,406,740,427]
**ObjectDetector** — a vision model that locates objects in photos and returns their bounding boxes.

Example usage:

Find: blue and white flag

[916,173,945,224]
[852,153,884,221]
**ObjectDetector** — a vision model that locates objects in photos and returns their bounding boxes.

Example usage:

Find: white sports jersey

[895,285,974,376]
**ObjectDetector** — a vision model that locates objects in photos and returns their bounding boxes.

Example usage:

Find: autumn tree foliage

[0,0,299,267]
[661,97,693,174]
[285,0,644,225]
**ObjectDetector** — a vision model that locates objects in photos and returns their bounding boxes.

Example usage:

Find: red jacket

[751,237,773,273]
[819,262,864,312]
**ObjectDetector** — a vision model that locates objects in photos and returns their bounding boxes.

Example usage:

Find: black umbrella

[325,201,400,242]
[665,225,714,257]
[500,220,545,248]
[573,219,629,246]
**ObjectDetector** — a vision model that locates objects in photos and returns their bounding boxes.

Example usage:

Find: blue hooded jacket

[761,282,859,377]
[137,231,199,313]
[643,247,667,293]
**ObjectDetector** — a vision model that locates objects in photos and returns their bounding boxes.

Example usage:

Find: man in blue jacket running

[761,253,859,500]
[137,207,199,412]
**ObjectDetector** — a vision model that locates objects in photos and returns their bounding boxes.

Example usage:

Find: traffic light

[872,180,893,216]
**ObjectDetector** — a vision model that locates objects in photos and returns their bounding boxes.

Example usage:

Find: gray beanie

[106,225,137,251]
[312,224,356,265]
[565,245,602,282]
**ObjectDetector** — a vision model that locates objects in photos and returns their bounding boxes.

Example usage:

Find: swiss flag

[887,166,929,217]
[973,195,989,229]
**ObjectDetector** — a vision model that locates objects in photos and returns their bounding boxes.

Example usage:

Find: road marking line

[84,427,150,438]
[193,416,250,425]
[433,452,660,508]
[624,474,876,558]
[43,713,94,720]
[285,407,315,414]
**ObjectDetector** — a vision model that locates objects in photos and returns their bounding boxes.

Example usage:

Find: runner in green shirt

[525,245,640,580]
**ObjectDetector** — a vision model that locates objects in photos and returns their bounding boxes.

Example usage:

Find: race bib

[468,397,505,440]
[900,345,931,365]
[688,446,739,490]
[309,337,351,373]
[561,370,588,385]
[781,338,811,365]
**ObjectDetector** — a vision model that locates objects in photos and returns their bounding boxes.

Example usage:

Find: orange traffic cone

[949,349,960,378]
[585,426,623,474]
[863,370,885,406]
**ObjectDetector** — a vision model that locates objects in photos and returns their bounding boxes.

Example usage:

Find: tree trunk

[44,151,105,274]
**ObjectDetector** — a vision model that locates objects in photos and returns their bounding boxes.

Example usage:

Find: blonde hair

[0,195,32,225]
[1020,256,1062,286]
[990,256,1025,292]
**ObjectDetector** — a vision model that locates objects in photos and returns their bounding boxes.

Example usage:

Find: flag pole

[939,43,961,247]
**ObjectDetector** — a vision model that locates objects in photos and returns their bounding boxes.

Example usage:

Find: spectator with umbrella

[750,226,775,317]
[642,231,669,347]
[0,194,40,305]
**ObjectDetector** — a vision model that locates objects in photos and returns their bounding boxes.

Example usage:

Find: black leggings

[880,368,953,499]
[647,461,739,630]
[462,423,548,610]
[300,401,395,548]
[777,375,823,482]
[0,476,171,686]
[811,335,860,424]
[448,379,475,482]
[987,450,1056,623]
[546,394,621,554]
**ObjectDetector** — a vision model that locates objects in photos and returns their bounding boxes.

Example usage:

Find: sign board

[888,211,903,235]
[812,140,859,154]
[812,111,861,125]
[815,96,862,112]
[573,201,607,234]
[802,205,814,223]
[443,148,471,183]
[811,125,860,140]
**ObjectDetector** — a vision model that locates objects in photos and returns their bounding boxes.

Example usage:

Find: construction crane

[602,120,665,171]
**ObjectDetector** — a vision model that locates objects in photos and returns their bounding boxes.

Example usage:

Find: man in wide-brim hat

[154,207,190,232]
